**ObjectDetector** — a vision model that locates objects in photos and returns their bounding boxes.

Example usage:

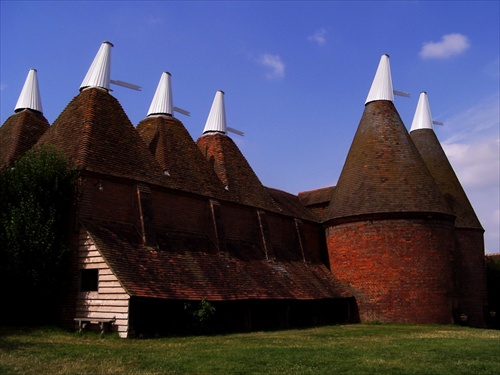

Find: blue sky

[1,1,499,254]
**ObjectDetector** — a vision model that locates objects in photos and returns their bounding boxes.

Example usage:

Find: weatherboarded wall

[76,228,130,338]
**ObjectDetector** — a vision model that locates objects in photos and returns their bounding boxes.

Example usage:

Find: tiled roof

[298,186,336,222]
[325,100,453,222]
[411,129,482,230]
[266,187,319,221]
[36,88,169,186]
[196,133,277,211]
[136,115,224,197]
[298,186,335,207]
[84,219,352,301]
[0,110,49,170]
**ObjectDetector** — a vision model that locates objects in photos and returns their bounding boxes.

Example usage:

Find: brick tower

[324,55,457,324]
[410,92,487,327]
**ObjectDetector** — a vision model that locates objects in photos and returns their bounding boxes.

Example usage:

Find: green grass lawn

[1,324,499,374]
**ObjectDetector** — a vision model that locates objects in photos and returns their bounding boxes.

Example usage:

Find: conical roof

[0,69,49,169]
[325,58,452,222]
[410,93,482,229]
[365,54,394,104]
[136,114,224,197]
[197,133,277,210]
[0,110,49,170]
[197,91,276,209]
[36,87,168,186]
[36,41,171,185]
[147,72,174,116]
[80,41,113,92]
[202,91,227,134]
[15,69,43,113]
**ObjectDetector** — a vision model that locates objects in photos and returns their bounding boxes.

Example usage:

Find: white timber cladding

[77,228,130,338]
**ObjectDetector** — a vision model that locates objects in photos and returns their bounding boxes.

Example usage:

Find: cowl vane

[15,69,43,113]
[80,41,113,91]
[410,92,434,131]
[203,90,227,134]
[365,54,394,104]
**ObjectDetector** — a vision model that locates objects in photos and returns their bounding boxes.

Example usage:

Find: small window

[80,269,99,292]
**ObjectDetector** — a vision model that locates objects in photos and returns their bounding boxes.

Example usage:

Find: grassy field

[1,324,499,374]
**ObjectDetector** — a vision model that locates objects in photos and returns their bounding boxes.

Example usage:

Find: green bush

[0,145,77,324]
[184,299,216,333]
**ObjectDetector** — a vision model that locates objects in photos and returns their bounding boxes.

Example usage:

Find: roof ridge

[76,89,98,168]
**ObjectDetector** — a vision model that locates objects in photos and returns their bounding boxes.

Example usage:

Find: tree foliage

[184,299,216,333]
[0,145,77,323]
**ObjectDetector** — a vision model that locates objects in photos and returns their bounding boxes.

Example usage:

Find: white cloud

[419,33,470,60]
[442,139,499,189]
[308,28,327,46]
[258,54,285,79]
[442,93,499,145]
[440,94,500,254]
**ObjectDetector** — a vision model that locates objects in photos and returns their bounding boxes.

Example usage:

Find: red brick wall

[326,217,456,324]
[454,228,487,327]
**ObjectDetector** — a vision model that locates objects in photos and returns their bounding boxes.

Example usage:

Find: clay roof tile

[410,94,482,229]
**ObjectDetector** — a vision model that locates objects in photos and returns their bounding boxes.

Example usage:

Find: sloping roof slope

[266,187,319,221]
[325,100,452,222]
[298,186,335,207]
[0,110,49,169]
[298,186,336,221]
[84,220,352,301]
[36,88,168,186]
[136,115,224,197]
[197,133,277,211]
[411,129,482,229]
